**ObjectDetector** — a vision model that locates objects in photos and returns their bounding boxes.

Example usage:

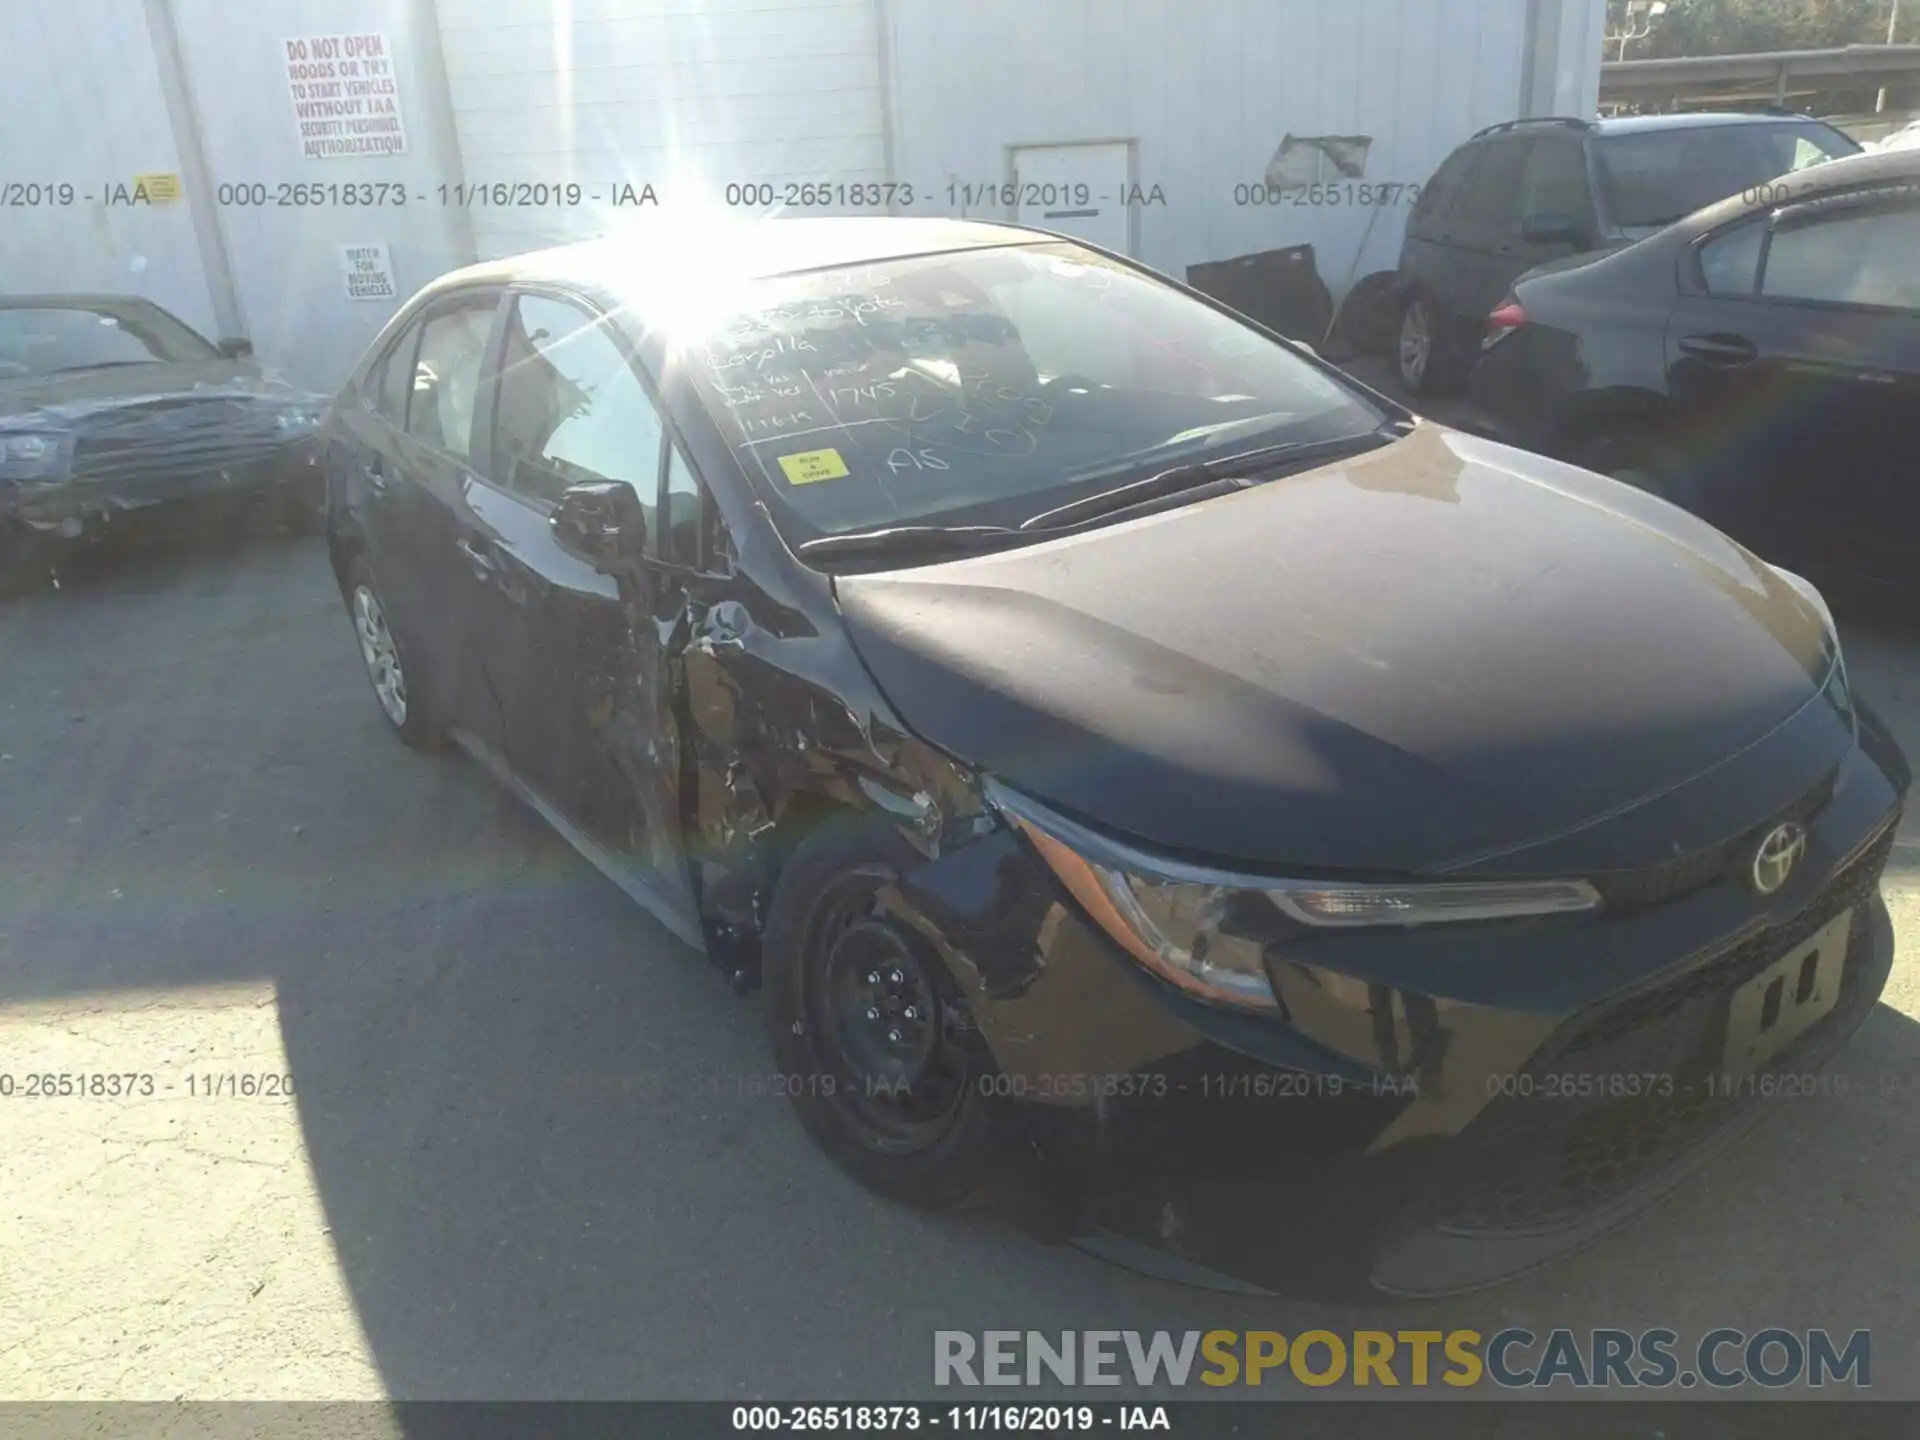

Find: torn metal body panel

[0,297,325,538]
[321,219,1908,1297]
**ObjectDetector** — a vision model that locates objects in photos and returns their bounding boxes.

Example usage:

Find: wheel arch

[1548,388,1683,461]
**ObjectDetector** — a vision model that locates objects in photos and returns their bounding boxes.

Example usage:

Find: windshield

[679,242,1382,541]
[0,301,219,379]
[1593,122,1860,230]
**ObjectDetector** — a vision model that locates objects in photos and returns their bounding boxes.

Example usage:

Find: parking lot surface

[1,529,1916,1400]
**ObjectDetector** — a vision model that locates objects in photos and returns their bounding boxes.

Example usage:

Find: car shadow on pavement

[1,538,1917,1400]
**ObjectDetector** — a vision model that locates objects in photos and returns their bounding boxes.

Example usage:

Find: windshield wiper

[795,523,1023,561]
[1019,429,1398,532]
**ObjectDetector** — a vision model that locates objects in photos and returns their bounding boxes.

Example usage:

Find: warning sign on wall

[285,33,408,160]
[337,242,398,302]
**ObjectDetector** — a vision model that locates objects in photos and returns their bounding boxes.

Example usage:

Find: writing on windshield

[682,244,1370,537]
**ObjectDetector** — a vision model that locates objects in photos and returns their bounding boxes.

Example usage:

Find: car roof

[419,217,1051,310]
[1677,144,1920,233]
[1587,111,1847,137]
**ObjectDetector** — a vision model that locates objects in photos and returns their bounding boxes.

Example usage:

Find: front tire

[344,554,446,749]
[764,816,1007,1209]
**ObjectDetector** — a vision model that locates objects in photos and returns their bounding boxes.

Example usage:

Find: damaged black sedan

[322,219,1908,1297]
[0,295,328,579]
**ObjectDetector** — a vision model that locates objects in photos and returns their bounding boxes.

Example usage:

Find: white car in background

[1870,119,1920,153]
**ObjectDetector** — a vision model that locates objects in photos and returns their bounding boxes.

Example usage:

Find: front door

[468,287,700,937]
[1012,141,1133,254]
[1670,187,1920,584]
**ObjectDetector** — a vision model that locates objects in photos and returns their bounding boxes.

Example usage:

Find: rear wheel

[344,554,446,749]
[1569,428,1701,512]
[1397,293,1462,396]
[765,816,1006,1209]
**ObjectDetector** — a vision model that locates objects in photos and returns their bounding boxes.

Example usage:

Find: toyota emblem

[1750,822,1808,895]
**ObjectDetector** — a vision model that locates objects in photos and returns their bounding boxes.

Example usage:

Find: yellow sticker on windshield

[778,448,851,486]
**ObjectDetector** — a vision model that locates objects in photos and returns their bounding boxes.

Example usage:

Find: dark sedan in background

[1466,147,1920,599]
[1394,111,1861,395]
[0,295,328,583]
[322,217,1906,1298]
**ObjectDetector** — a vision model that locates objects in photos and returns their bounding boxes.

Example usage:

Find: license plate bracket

[1719,908,1852,1078]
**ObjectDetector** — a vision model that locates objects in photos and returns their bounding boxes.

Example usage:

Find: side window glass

[1699,220,1766,296]
[658,446,704,568]
[1762,204,1920,311]
[706,490,736,571]
[1516,140,1592,228]
[491,294,666,506]
[1455,140,1529,229]
[375,325,417,423]
[406,300,495,458]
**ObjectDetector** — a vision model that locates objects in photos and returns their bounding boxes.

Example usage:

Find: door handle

[1679,333,1759,367]
[455,536,497,577]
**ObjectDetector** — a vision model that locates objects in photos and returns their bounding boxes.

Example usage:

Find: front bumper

[2,438,323,531]
[886,706,1907,1297]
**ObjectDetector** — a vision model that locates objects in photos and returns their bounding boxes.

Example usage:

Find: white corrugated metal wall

[167,0,473,391]
[434,0,891,260]
[6,1,1603,387]
[884,0,1608,299]
[0,0,223,338]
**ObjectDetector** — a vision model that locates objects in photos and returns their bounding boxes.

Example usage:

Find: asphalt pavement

[0,514,1916,1403]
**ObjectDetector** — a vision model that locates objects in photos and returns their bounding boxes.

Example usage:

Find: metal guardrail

[1603,44,1920,106]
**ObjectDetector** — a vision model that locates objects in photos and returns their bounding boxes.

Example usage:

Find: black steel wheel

[765,817,1006,1207]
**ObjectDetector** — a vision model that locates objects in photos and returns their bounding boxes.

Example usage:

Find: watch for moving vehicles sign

[285,33,408,159]
[337,243,398,302]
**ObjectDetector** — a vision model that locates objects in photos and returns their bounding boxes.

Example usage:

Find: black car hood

[834,425,1836,874]
[0,360,313,426]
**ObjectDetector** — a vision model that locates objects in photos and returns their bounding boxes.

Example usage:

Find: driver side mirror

[218,337,255,360]
[1521,211,1588,246]
[551,480,647,572]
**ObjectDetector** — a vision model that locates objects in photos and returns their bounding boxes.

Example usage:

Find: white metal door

[1011,142,1132,254]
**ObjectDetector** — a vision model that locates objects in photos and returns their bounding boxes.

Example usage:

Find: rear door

[1400,142,1484,309]
[1435,135,1530,352]
[1670,187,1920,582]
[369,288,505,729]
[335,313,423,625]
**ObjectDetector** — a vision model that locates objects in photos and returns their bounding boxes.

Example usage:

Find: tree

[1615,0,1901,57]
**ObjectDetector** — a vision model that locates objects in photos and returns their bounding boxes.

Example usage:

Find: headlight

[987,781,1600,1013]
[0,431,72,480]
[3,435,52,461]
[273,408,322,432]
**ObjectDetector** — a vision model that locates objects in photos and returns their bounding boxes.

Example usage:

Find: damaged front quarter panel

[665,553,994,990]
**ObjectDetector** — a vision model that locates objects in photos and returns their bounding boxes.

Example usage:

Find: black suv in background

[1394,112,1861,395]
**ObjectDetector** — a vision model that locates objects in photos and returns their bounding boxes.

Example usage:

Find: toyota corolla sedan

[321,218,1907,1297]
